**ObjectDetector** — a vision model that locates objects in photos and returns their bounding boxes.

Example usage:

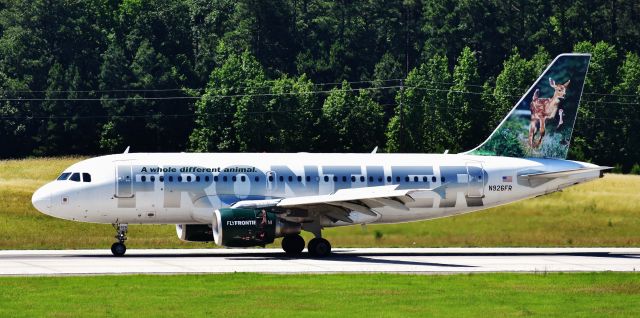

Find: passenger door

[466,161,485,198]
[115,165,134,198]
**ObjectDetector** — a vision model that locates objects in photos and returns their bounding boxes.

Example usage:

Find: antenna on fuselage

[123,146,130,154]
[371,146,378,154]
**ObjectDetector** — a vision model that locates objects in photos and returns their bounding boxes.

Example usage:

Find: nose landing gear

[111,223,128,256]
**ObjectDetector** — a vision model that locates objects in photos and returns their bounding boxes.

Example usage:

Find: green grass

[1,157,640,249]
[0,273,639,317]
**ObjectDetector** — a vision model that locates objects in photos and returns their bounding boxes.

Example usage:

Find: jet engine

[176,224,214,242]
[212,207,300,247]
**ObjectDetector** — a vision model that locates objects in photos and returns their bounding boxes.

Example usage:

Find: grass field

[1,273,639,317]
[1,157,639,249]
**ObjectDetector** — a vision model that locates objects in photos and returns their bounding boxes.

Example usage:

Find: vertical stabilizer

[467,54,590,159]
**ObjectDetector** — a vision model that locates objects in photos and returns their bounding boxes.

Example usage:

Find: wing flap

[277,185,409,207]
[277,184,444,208]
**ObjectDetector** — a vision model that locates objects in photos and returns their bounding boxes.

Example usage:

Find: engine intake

[212,207,300,247]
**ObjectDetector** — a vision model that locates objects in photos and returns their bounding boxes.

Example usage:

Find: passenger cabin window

[69,173,81,182]
[57,172,71,181]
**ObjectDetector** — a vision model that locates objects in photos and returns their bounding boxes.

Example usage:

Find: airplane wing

[230,184,446,223]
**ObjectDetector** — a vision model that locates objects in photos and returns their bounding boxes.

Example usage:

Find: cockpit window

[69,173,81,182]
[57,172,71,181]
[82,173,91,182]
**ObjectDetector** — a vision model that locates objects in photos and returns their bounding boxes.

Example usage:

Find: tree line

[1,0,639,172]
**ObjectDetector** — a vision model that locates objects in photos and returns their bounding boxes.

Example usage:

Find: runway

[1,248,639,276]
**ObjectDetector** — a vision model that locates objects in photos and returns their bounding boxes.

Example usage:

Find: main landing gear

[111,223,128,256]
[307,237,331,257]
[280,233,332,258]
[281,234,305,255]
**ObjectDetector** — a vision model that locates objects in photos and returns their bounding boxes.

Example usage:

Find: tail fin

[467,53,590,159]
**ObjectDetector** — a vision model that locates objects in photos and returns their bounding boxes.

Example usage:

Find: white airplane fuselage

[30,53,600,257]
[32,152,601,227]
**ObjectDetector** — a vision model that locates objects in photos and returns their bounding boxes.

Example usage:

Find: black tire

[111,242,126,256]
[281,234,305,256]
[307,238,331,258]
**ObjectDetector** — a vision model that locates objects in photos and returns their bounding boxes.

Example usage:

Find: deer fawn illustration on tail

[468,54,589,159]
[528,78,570,148]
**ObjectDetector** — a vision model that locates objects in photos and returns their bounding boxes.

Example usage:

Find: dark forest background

[1,0,639,171]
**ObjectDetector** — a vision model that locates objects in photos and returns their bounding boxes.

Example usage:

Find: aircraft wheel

[281,234,305,256]
[111,242,127,257]
[308,238,331,258]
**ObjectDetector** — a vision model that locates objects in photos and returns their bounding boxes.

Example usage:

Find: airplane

[32,53,609,257]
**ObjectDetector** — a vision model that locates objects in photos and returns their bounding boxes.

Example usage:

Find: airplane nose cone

[32,187,51,214]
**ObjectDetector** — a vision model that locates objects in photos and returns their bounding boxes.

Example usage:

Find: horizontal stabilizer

[519,166,612,180]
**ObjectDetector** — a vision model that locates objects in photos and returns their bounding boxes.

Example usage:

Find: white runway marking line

[0,248,639,276]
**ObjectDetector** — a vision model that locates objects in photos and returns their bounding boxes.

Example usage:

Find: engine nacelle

[212,207,299,247]
[176,224,214,242]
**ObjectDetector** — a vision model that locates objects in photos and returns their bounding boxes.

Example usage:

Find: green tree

[98,37,131,153]
[570,41,618,163]
[34,63,99,155]
[386,54,450,153]
[0,71,30,157]
[447,47,480,151]
[264,74,321,152]
[322,81,384,152]
[611,52,640,170]
[190,47,266,152]
[491,49,538,126]
[373,52,405,121]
